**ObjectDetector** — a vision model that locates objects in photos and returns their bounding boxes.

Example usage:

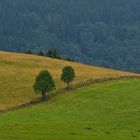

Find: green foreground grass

[0,79,139,140]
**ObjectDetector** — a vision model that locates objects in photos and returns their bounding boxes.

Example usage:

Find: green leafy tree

[33,70,55,100]
[46,49,60,58]
[25,49,32,54]
[52,49,60,58]
[61,66,75,89]
[46,49,53,57]
[38,50,44,56]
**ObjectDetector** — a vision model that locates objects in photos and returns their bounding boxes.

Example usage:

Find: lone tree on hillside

[61,66,75,89]
[33,70,56,100]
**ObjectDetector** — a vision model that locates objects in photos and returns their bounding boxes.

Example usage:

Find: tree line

[34,66,75,100]
[25,48,75,62]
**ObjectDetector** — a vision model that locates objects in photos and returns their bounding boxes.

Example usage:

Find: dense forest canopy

[0,0,140,72]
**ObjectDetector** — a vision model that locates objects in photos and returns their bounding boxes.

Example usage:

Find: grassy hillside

[0,51,138,110]
[0,79,139,140]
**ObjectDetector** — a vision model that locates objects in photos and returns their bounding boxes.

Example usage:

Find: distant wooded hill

[0,0,140,72]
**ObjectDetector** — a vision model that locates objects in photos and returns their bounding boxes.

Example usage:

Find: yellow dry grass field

[0,51,139,110]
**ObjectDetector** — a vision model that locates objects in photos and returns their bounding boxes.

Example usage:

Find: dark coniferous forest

[0,0,140,72]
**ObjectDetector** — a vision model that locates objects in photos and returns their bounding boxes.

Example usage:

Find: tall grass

[0,51,139,110]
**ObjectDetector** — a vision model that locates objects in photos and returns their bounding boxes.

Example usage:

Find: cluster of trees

[0,0,140,72]
[25,48,75,62]
[34,66,75,100]
[25,48,60,58]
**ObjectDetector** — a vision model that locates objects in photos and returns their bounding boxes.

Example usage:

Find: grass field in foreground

[0,79,139,140]
[0,51,139,110]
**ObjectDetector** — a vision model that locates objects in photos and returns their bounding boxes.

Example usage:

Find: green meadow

[0,79,139,140]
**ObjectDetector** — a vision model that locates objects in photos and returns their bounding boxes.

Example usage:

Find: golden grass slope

[0,51,139,110]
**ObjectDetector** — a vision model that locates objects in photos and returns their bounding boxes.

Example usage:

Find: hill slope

[0,51,138,110]
[0,79,140,139]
